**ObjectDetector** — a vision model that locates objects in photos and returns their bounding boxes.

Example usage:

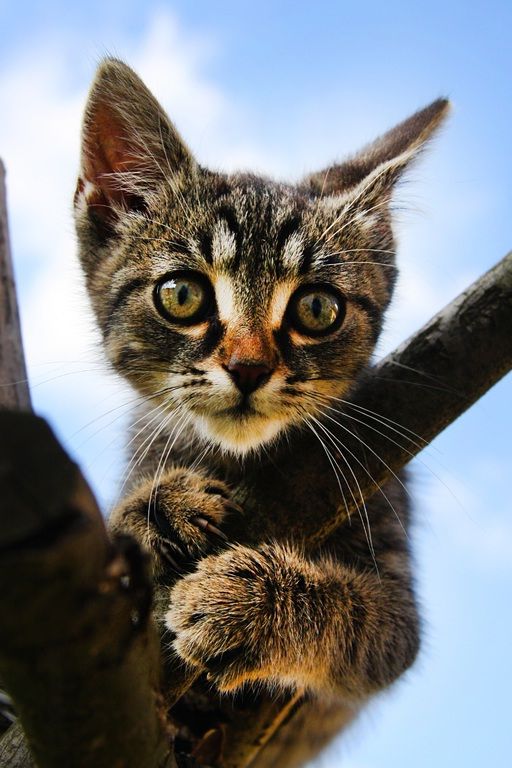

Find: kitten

[74,58,448,767]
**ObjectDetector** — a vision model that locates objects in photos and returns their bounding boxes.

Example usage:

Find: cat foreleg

[166,542,420,697]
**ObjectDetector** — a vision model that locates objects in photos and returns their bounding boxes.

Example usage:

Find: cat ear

[302,99,450,204]
[74,58,196,225]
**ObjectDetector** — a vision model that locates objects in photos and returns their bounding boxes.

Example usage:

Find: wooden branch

[0,412,176,768]
[0,161,31,411]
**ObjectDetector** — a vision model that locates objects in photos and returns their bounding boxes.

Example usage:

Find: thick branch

[1,160,175,766]
[0,413,176,768]
[0,161,31,411]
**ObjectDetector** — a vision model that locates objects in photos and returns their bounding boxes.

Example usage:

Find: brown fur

[74,58,449,766]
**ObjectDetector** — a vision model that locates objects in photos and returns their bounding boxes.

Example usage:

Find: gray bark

[0,161,31,412]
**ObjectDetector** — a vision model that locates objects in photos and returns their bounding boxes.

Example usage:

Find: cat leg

[166,541,419,698]
[109,469,238,579]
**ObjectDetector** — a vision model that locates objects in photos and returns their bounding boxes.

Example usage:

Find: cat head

[74,58,449,455]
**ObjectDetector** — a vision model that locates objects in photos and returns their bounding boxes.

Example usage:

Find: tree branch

[0,413,177,768]
[0,161,31,412]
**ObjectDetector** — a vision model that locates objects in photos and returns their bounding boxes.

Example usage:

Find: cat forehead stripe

[210,216,238,267]
[280,231,307,272]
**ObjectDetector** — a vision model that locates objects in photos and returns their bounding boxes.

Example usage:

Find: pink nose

[224,360,273,395]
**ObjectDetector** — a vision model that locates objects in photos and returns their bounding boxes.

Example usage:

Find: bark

[0,161,31,412]
[0,414,176,768]
[1,154,511,767]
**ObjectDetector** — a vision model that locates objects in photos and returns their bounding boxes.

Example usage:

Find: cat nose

[224,360,273,395]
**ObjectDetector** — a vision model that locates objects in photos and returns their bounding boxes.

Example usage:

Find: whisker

[339,397,430,447]
[313,411,408,539]
[303,416,351,524]
[304,390,462,510]
[114,403,180,503]
[71,383,177,443]
[305,391,426,455]
[147,410,191,529]
[309,415,380,573]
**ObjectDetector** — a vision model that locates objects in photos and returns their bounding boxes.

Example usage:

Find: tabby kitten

[74,58,448,768]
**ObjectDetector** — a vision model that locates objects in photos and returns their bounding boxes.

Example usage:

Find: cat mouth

[221,399,258,418]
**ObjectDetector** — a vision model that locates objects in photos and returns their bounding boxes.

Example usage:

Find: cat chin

[191,413,288,456]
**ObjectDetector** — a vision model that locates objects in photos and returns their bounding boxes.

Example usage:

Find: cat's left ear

[302,98,450,204]
[74,58,197,226]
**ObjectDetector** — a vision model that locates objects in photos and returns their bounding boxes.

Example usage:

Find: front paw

[166,544,295,692]
[109,469,240,578]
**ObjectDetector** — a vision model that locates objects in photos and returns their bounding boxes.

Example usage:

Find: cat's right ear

[301,98,450,204]
[74,58,196,230]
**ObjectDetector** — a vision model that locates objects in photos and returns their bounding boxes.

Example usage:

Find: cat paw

[109,469,240,577]
[166,544,291,692]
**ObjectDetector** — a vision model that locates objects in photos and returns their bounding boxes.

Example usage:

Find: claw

[0,690,15,724]
[224,500,244,516]
[171,541,189,561]
[204,484,230,499]
[158,541,186,573]
[150,503,175,540]
[190,726,224,764]
[191,516,229,542]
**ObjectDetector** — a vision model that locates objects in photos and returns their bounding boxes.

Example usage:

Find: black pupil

[177,284,189,305]
[311,296,322,319]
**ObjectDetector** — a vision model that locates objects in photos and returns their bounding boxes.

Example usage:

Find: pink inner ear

[79,102,144,217]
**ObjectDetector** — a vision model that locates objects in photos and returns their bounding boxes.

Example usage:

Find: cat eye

[288,285,346,336]
[154,271,214,325]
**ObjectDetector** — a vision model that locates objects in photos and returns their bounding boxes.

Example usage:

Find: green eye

[289,285,345,336]
[154,272,213,324]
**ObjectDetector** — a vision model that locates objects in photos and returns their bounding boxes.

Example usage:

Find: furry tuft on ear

[74,58,196,225]
[302,98,450,201]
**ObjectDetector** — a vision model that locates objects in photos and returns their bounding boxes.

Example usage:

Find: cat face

[88,175,392,453]
[74,59,448,455]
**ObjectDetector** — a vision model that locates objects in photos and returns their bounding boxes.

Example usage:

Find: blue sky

[1,2,511,766]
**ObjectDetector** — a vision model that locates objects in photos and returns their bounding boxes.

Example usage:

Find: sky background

[1,1,511,766]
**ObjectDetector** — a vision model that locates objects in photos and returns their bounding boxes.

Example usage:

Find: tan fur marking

[214,274,236,323]
[270,281,296,328]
